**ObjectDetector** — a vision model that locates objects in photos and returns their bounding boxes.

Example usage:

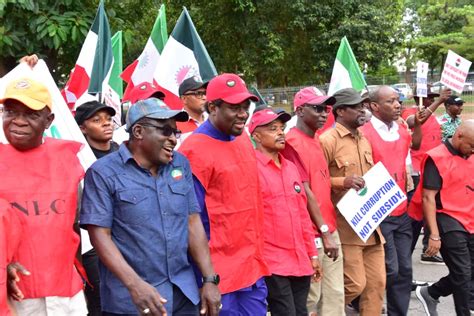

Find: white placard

[0,60,97,254]
[440,50,472,94]
[337,162,407,242]
[416,61,429,97]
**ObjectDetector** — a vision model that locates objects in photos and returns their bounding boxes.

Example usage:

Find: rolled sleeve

[330,176,346,189]
[80,168,114,228]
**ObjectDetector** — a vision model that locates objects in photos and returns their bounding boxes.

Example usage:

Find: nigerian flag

[327,36,366,96]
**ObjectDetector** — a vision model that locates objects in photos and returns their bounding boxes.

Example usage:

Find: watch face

[214,274,220,284]
[320,225,329,233]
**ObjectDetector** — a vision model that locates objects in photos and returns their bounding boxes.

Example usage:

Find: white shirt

[370,115,400,141]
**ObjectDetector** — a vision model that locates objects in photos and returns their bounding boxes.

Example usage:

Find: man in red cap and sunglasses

[286,87,345,316]
[179,73,270,315]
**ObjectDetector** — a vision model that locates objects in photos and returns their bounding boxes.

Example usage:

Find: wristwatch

[319,224,329,234]
[202,274,220,285]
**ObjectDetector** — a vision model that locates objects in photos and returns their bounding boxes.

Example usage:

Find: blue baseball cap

[126,98,188,132]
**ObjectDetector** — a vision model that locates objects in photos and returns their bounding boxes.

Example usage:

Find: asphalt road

[394,236,454,316]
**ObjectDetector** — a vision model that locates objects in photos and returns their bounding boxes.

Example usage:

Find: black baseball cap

[75,101,116,125]
[178,76,208,96]
[445,96,464,106]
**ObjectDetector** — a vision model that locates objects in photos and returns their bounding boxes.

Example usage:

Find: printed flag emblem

[294,182,301,193]
[171,168,183,180]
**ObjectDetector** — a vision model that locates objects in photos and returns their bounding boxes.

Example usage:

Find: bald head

[452,120,474,158]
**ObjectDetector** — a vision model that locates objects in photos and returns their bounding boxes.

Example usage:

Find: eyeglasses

[183,91,206,98]
[306,104,331,113]
[139,124,182,138]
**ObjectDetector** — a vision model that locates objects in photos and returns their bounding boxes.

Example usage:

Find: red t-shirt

[286,128,337,234]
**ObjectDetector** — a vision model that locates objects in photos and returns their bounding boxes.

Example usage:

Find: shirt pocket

[168,182,191,215]
[335,155,358,177]
[364,152,374,167]
[116,189,150,225]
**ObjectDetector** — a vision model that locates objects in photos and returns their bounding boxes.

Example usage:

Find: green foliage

[165,0,403,87]
[411,2,473,72]
[5,0,469,90]
[0,0,95,80]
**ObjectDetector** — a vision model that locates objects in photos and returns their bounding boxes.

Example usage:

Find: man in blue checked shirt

[80,98,221,316]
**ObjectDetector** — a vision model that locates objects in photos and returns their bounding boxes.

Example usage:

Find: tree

[1,0,406,88]
[0,0,95,79]
[415,2,474,74]
[166,0,404,87]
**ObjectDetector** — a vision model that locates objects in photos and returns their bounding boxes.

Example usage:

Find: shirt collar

[371,115,398,133]
[335,122,360,138]
[118,142,135,164]
[444,139,463,158]
[255,150,285,168]
[194,119,235,141]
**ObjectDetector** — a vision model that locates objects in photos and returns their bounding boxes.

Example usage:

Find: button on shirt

[255,151,316,277]
[80,144,200,314]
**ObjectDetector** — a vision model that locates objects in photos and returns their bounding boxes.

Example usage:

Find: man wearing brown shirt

[320,88,386,316]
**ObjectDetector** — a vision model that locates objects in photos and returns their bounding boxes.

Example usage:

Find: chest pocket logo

[294,182,301,193]
[171,168,183,181]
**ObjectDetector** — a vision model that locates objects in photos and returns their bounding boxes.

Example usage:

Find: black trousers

[428,230,474,316]
[380,213,413,316]
[265,274,311,316]
[83,248,102,316]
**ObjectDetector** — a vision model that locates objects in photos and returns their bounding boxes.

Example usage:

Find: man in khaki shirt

[320,88,386,316]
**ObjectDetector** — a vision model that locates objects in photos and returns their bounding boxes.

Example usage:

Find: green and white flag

[103,30,123,124]
[154,7,217,109]
[327,36,366,96]
[121,4,168,102]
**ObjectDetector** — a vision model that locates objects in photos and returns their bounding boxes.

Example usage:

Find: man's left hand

[321,233,339,261]
[200,283,221,315]
[7,262,30,301]
[311,258,322,282]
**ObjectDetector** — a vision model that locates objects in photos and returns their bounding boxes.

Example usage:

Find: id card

[314,237,323,249]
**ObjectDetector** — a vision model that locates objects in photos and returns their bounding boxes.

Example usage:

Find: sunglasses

[183,91,206,98]
[306,104,331,113]
[139,124,182,138]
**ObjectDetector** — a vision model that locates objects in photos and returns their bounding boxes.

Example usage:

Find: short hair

[204,99,224,113]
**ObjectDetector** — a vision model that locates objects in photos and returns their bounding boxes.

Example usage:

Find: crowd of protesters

[0,56,473,316]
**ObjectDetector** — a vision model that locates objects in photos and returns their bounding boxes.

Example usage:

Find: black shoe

[420,253,445,265]
[412,280,429,291]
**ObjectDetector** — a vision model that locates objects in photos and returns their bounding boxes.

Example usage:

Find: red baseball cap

[248,109,291,134]
[294,87,336,110]
[128,82,165,104]
[206,73,259,104]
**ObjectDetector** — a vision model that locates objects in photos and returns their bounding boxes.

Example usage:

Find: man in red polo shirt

[249,109,321,315]
[413,121,474,316]
[286,87,344,316]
